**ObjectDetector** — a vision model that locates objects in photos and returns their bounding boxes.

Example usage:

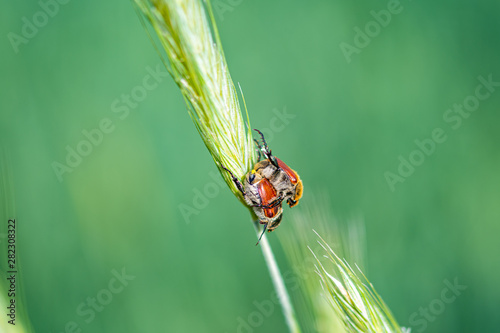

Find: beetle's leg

[249,194,284,209]
[254,139,262,161]
[268,155,279,169]
[254,129,271,157]
[254,129,269,149]
[220,164,245,196]
[254,129,279,168]
[261,195,284,209]
[253,137,266,158]
[256,223,268,246]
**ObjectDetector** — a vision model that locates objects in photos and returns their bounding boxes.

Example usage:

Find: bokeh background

[1,0,499,332]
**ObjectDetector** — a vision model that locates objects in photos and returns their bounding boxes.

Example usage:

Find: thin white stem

[254,222,301,333]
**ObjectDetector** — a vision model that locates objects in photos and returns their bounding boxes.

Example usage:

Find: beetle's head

[247,169,263,185]
[267,213,283,232]
[287,177,303,208]
[255,213,282,246]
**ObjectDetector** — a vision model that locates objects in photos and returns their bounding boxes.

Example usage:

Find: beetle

[221,129,303,244]
[252,129,303,209]
[221,163,284,244]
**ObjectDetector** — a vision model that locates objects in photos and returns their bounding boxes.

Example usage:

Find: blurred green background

[1,0,499,332]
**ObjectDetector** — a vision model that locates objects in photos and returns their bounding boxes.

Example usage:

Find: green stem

[253,220,301,333]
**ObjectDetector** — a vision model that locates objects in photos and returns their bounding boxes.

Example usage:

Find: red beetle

[222,129,303,244]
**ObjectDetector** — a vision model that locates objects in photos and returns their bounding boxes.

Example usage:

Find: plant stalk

[253,220,301,333]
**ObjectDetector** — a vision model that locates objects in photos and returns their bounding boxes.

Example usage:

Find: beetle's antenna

[256,223,268,246]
